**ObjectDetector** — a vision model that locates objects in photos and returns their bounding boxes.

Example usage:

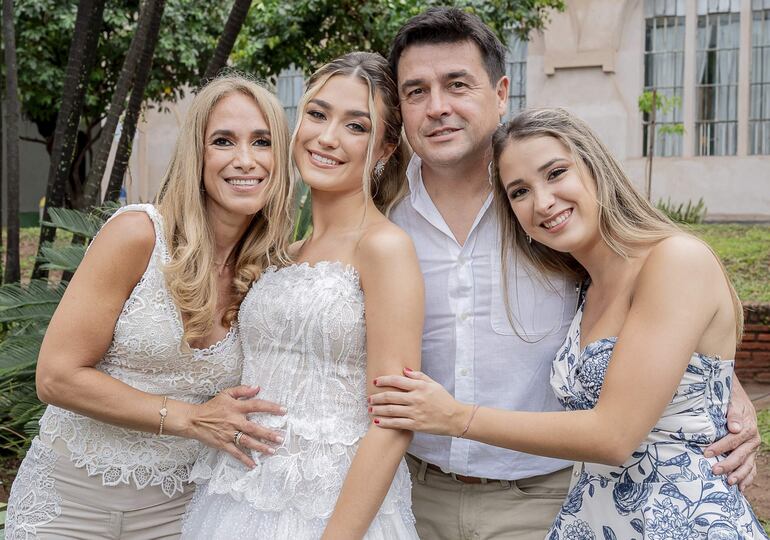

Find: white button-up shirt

[390,154,578,481]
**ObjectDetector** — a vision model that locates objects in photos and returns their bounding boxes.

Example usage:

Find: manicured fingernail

[275,436,284,443]
[368,406,373,413]
[373,378,379,386]
[404,367,413,373]
[713,466,723,475]
[728,476,736,485]
[374,418,380,424]
[280,407,288,414]
[267,447,276,454]
[704,450,714,458]
[367,396,371,403]
[253,385,260,391]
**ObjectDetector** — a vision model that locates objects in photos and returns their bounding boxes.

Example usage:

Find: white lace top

[188,262,414,525]
[38,204,243,497]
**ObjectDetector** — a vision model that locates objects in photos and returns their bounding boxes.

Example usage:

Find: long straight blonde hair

[289,51,410,215]
[492,108,743,339]
[157,75,293,341]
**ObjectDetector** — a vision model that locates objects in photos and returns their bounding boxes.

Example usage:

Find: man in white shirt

[387,7,760,539]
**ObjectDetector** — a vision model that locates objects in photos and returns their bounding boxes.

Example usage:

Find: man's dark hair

[388,7,507,86]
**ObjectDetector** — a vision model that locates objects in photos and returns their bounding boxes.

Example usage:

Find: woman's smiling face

[293,74,390,196]
[498,135,601,255]
[202,91,274,219]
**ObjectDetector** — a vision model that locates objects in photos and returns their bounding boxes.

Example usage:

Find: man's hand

[705,378,760,491]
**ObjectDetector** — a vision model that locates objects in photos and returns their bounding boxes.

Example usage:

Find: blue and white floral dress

[547,301,768,540]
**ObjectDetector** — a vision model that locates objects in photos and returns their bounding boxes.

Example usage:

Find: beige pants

[406,455,572,540]
[9,436,193,539]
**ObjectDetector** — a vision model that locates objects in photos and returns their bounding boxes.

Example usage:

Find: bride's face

[293,74,388,196]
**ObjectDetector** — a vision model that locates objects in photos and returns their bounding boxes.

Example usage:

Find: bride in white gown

[181,51,423,539]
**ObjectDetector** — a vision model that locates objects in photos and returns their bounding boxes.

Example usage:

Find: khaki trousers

[406,455,572,540]
[20,437,194,539]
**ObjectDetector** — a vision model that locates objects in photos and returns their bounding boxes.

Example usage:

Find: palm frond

[38,242,88,272]
[0,333,44,373]
[43,207,103,238]
[0,281,66,323]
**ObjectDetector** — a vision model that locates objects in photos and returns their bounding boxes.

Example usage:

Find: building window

[695,0,741,156]
[276,65,305,128]
[751,0,770,154]
[506,34,527,117]
[643,0,686,157]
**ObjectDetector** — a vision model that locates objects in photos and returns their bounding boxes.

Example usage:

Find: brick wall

[736,303,770,383]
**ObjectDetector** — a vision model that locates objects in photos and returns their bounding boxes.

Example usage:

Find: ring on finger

[233,430,244,446]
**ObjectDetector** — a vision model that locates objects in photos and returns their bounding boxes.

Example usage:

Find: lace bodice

[38,204,243,497]
[190,262,412,522]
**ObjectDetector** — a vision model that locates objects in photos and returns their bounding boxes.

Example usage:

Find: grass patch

[688,224,770,303]
[759,408,770,453]
[0,228,73,283]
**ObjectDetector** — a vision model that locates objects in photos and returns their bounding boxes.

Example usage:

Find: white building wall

[528,0,769,220]
[115,0,769,220]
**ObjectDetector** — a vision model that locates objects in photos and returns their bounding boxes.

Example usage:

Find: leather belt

[424,462,506,485]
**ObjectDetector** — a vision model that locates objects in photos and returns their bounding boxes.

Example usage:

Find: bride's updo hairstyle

[290,51,410,214]
[491,107,743,338]
[157,74,293,341]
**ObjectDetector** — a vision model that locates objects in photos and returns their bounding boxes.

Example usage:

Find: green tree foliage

[233,0,564,79]
[14,0,230,137]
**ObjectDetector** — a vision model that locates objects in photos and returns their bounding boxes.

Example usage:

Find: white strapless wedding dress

[181,262,418,539]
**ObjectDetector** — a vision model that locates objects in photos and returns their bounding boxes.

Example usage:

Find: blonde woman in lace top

[6,75,293,539]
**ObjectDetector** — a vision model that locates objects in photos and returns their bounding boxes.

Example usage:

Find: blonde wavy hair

[289,51,410,214]
[492,108,743,339]
[156,74,293,341]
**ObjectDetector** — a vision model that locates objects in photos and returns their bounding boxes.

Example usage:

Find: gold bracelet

[458,404,480,439]
[157,396,169,436]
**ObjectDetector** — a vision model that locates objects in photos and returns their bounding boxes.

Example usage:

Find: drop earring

[373,160,385,179]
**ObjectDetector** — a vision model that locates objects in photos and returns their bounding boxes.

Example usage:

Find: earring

[373,160,385,179]
[526,234,532,244]
[487,161,494,186]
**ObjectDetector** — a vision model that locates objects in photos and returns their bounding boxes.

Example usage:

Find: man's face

[397,40,508,170]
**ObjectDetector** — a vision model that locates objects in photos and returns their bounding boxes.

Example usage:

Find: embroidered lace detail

[37,204,243,497]
[186,262,416,536]
[5,438,63,539]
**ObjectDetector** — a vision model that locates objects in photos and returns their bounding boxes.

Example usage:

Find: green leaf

[0,334,44,373]
[43,207,103,238]
[38,242,88,272]
[0,280,67,311]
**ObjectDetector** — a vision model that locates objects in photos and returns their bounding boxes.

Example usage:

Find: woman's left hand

[369,368,472,437]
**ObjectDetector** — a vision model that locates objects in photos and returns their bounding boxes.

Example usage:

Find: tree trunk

[3,0,21,283]
[202,0,252,81]
[82,0,161,208]
[105,0,165,202]
[645,89,656,202]
[32,0,106,278]
[1,67,5,280]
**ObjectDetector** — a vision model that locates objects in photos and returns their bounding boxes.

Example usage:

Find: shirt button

[459,312,470,321]
[460,368,469,376]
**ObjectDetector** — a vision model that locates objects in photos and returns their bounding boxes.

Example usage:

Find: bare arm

[372,237,732,466]
[321,226,424,540]
[36,211,284,468]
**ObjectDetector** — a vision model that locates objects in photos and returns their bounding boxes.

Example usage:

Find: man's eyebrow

[308,98,370,119]
[400,78,424,92]
[444,70,472,81]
